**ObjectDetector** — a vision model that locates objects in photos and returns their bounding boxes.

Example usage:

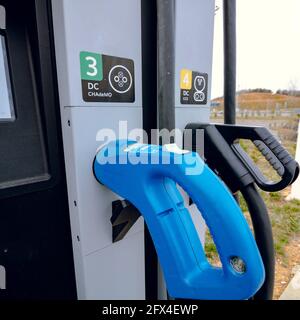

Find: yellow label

[180,69,192,90]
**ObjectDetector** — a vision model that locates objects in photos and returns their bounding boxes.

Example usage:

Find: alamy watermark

[95,121,204,175]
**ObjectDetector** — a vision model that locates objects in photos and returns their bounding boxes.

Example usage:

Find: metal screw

[230,256,246,274]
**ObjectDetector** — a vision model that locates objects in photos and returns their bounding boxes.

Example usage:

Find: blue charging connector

[93,140,265,300]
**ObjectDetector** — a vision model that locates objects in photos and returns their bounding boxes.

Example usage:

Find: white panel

[175,0,215,111]
[52,0,145,299]
[52,0,142,107]
[84,232,145,300]
[70,107,144,255]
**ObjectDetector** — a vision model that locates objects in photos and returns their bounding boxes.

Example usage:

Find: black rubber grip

[253,140,285,177]
[261,134,293,165]
[233,127,299,192]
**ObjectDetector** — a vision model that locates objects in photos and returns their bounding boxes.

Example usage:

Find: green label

[80,51,103,81]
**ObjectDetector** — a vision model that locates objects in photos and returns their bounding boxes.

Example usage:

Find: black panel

[0,2,49,189]
[141,0,158,300]
[0,0,76,299]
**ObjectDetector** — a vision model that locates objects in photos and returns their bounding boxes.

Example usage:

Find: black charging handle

[186,123,299,192]
[198,124,299,192]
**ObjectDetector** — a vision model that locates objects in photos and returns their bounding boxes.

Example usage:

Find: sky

[212,0,300,98]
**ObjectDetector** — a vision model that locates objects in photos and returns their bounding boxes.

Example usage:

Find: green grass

[271,198,300,258]
[205,193,300,262]
[204,239,218,260]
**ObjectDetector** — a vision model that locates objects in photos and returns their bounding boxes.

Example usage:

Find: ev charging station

[0,0,299,301]
[51,0,215,299]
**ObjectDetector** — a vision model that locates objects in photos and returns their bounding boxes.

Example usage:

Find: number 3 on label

[80,51,103,81]
[85,56,98,77]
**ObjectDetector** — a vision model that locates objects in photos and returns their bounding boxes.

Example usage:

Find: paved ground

[280,269,300,300]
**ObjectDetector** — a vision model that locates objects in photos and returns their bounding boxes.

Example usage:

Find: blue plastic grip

[93,140,265,300]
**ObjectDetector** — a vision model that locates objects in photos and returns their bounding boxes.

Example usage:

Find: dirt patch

[213,92,300,110]
[274,236,300,300]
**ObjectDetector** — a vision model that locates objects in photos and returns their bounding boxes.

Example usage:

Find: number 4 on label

[180,69,192,90]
